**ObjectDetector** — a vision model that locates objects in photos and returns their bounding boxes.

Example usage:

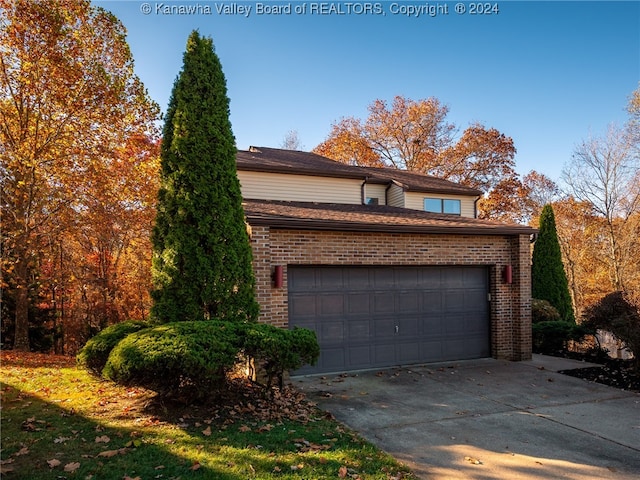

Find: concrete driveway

[293,355,640,479]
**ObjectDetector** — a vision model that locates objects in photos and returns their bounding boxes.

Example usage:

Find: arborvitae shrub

[151,31,259,324]
[76,320,149,375]
[532,205,575,323]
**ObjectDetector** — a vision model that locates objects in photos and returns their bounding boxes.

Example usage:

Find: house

[237,146,535,375]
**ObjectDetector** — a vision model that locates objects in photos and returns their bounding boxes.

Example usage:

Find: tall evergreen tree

[532,204,575,323]
[151,31,259,324]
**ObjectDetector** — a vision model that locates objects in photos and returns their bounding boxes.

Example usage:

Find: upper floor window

[424,198,461,215]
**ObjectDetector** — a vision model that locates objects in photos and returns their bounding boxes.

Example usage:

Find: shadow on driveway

[293,355,640,479]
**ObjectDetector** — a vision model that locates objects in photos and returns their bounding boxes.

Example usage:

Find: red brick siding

[250,226,532,361]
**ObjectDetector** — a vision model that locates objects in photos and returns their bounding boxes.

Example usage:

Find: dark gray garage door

[289,265,490,375]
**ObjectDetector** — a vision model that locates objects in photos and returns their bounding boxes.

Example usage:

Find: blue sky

[97,1,639,181]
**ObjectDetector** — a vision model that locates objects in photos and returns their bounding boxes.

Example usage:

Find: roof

[243,199,536,236]
[237,146,483,196]
[236,146,366,180]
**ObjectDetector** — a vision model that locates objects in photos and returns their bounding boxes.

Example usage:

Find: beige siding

[405,192,477,218]
[387,184,405,208]
[363,183,387,205]
[238,170,362,204]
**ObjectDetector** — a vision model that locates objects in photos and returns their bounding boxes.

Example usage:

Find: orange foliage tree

[1,0,160,352]
[549,87,640,316]
[313,96,519,218]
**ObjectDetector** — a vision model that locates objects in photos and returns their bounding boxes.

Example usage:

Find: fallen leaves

[292,437,333,453]
[0,458,15,475]
[1,351,415,480]
[14,446,29,456]
[97,447,129,458]
[63,461,81,472]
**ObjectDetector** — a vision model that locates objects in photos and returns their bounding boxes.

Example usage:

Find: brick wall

[250,226,532,362]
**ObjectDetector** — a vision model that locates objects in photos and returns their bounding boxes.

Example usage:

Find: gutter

[246,214,537,237]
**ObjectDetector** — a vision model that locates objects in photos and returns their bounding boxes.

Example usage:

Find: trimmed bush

[532,299,561,324]
[532,321,591,354]
[103,321,242,401]
[76,320,149,375]
[100,320,320,401]
[243,324,320,388]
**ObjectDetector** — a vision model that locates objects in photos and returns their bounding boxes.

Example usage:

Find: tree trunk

[13,256,30,351]
[607,222,624,291]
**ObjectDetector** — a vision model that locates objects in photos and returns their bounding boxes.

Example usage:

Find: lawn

[0,351,416,479]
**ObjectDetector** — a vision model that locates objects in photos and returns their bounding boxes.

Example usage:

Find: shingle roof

[244,199,536,236]
[236,146,483,196]
[236,146,366,179]
[361,166,483,196]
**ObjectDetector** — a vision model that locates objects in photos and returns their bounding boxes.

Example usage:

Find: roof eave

[245,214,536,236]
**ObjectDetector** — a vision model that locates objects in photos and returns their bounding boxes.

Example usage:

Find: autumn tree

[476,170,558,225]
[314,96,519,218]
[0,0,160,351]
[551,198,602,314]
[532,205,575,323]
[562,124,639,292]
[151,31,259,324]
[313,117,383,167]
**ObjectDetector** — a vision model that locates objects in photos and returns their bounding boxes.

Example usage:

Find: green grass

[0,352,416,479]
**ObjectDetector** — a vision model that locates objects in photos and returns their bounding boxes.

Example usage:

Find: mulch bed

[554,354,640,393]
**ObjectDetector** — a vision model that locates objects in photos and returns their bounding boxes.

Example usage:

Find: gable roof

[244,199,535,236]
[236,146,483,196]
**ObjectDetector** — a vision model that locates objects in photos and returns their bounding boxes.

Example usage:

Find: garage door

[289,265,490,375]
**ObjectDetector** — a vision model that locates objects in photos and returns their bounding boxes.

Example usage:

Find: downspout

[473,196,480,218]
[361,178,368,204]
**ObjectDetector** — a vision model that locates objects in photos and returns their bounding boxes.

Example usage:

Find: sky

[97,1,639,181]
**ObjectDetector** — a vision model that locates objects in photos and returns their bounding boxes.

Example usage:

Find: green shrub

[102,321,243,401]
[532,299,561,324]
[582,291,640,369]
[532,321,591,354]
[531,205,575,323]
[76,320,149,375]
[243,324,320,388]
[101,320,320,401]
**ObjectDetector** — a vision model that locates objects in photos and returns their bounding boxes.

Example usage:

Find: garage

[288,265,490,375]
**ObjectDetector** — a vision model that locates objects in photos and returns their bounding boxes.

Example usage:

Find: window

[424,198,461,215]
[366,197,379,205]
[443,199,461,215]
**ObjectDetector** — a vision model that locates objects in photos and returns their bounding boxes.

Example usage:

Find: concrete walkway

[293,355,640,479]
